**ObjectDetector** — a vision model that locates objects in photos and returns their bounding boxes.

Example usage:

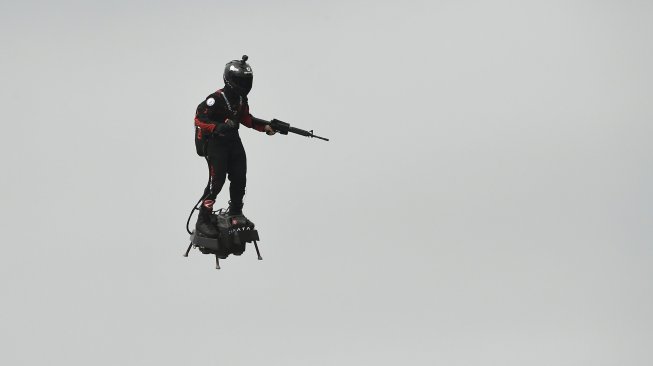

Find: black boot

[196,206,219,238]
[226,201,244,216]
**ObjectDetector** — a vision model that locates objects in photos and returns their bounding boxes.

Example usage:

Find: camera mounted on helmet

[223,55,253,97]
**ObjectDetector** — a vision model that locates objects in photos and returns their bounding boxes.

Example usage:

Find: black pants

[202,138,247,209]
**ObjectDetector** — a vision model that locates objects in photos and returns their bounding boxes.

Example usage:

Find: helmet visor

[232,74,252,93]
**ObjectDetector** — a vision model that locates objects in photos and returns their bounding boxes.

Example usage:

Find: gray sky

[2,0,652,365]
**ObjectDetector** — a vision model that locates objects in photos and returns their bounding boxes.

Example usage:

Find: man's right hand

[214,119,238,135]
[224,119,237,129]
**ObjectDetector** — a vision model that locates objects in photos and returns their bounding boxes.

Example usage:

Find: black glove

[214,119,238,134]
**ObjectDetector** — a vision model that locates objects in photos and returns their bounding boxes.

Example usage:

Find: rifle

[256,118,329,141]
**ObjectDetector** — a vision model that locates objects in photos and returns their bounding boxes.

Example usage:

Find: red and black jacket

[194,89,266,141]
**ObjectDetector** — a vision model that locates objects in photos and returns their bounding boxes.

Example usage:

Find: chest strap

[219,91,242,116]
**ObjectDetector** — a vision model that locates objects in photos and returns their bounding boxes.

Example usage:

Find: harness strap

[219,91,242,116]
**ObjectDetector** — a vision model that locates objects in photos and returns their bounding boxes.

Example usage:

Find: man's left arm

[241,104,276,135]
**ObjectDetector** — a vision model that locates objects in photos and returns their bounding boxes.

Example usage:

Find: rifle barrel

[288,126,330,141]
[288,126,311,136]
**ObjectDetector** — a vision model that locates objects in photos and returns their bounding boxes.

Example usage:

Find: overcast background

[1,0,652,365]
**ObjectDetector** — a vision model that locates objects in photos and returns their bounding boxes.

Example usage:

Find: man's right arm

[195,95,238,136]
[194,96,218,135]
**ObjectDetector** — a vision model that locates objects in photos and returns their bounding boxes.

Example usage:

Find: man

[194,55,276,238]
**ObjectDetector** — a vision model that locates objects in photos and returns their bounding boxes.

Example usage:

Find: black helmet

[223,55,253,96]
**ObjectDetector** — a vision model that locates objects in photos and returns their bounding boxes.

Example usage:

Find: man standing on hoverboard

[193,55,276,238]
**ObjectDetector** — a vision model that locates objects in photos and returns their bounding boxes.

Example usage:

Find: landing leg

[184,242,193,257]
[215,255,221,269]
[253,241,262,260]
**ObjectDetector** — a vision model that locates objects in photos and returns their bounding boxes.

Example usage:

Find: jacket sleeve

[194,96,222,134]
[240,103,266,132]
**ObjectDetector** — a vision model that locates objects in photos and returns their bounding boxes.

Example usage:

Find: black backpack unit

[195,125,208,156]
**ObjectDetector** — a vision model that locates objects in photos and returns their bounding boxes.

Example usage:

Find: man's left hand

[265,125,276,135]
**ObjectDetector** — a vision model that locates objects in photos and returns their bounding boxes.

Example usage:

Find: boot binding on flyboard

[187,206,261,268]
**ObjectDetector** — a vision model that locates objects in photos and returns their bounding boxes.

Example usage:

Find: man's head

[223,55,253,97]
